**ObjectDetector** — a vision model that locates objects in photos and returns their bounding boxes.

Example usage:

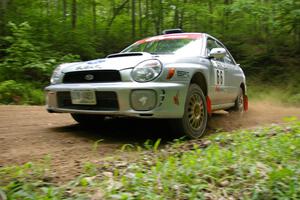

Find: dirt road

[0,101,300,181]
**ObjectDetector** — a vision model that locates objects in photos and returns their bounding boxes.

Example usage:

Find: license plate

[71,90,96,105]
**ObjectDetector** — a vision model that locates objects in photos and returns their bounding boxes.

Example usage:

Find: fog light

[131,90,157,111]
[46,91,55,106]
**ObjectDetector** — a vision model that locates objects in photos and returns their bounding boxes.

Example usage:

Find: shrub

[0,80,28,104]
[0,80,45,105]
[0,22,80,83]
[28,89,45,105]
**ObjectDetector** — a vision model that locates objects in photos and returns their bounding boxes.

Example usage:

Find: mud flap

[244,95,248,111]
[206,96,212,116]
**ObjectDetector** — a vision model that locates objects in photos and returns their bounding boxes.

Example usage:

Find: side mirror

[209,48,226,59]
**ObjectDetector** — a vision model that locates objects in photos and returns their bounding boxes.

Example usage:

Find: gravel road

[1,101,299,181]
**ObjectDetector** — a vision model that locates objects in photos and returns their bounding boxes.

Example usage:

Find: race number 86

[214,69,224,86]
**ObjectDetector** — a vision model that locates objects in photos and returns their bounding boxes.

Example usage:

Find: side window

[224,53,235,65]
[217,42,234,65]
[221,46,236,65]
[206,38,218,55]
[215,41,235,65]
[206,38,223,62]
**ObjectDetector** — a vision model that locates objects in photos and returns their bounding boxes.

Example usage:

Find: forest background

[0,0,299,105]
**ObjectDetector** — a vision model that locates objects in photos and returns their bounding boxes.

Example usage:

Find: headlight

[50,65,63,84]
[50,63,71,84]
[131,59,162,82]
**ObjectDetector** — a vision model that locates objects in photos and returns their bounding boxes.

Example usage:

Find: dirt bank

[0,101,299,181]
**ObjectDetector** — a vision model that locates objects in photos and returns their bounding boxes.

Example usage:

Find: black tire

[173,84,208,139]
[231,87,245,113]
[71,113,105,125]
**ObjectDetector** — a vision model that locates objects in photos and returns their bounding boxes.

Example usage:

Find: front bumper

[45,82,188,118]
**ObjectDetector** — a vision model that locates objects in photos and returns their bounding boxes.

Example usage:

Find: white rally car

[45,29,248,138]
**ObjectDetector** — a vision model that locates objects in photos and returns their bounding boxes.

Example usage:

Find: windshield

[123,37,203,56]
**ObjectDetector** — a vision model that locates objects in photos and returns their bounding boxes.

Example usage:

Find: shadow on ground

[50,111,232,145]
[50,118,179,144]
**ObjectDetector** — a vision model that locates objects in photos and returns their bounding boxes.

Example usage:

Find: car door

[222,47,241,102]
[206,38,228,105]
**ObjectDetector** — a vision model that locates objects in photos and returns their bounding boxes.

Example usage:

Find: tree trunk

[1,0,9,9]
[294,0,300,50]
[46,0,50,17]
[173,0,179,28]
[208,0,213,31]
[179,0,187,30]
[153,0,163,35]
[159,0,163,33]
[138,0,142,37]
[63,0,67,21]
[144,0,149,35]
[106,0,129,34]
[131,0,136,40]
[0,0,9,35]
[54,0,59,13]
[71,0,77,29]
[223,0,230,32]
[92,0,97,33]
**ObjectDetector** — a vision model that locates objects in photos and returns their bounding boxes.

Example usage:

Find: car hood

[61,52,198,73]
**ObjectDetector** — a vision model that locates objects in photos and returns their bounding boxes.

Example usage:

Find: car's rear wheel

[232,87,245,113]
[173,84,208,139]
[71,113,105,125]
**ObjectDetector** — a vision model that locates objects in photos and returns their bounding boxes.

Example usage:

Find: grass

[1,120,300,199]
[247,79,300,106]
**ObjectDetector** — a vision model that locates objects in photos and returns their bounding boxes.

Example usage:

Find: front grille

[63,70,121,83]
[57,91,119,111]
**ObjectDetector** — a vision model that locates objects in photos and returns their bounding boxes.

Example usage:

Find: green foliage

[0,158,67,200]
[143,138,162,152]
[0,21,80,105]
[0,22,80,83]
[92,139,104,152]
[0,22,50,82]
[0,0,299,104]
[120,144,135,152]
[1,122,300,199]
[0,80,28,104]
[247,78,300,105]
[0,80,45,105]
[101,122,300,199]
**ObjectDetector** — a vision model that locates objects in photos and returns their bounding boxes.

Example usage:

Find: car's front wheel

[173,84,208,139]
[71,114,105,125]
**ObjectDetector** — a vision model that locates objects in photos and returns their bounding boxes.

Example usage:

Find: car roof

[136,33,205,44]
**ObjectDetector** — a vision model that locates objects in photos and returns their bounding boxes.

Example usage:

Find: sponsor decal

[76,64,103,70]
[173,91,180,105]
[87,59,105,65]
[75,59,105,70]
[177,71,190,79]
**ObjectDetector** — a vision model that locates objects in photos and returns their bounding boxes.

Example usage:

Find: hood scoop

[107,52,151,58]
